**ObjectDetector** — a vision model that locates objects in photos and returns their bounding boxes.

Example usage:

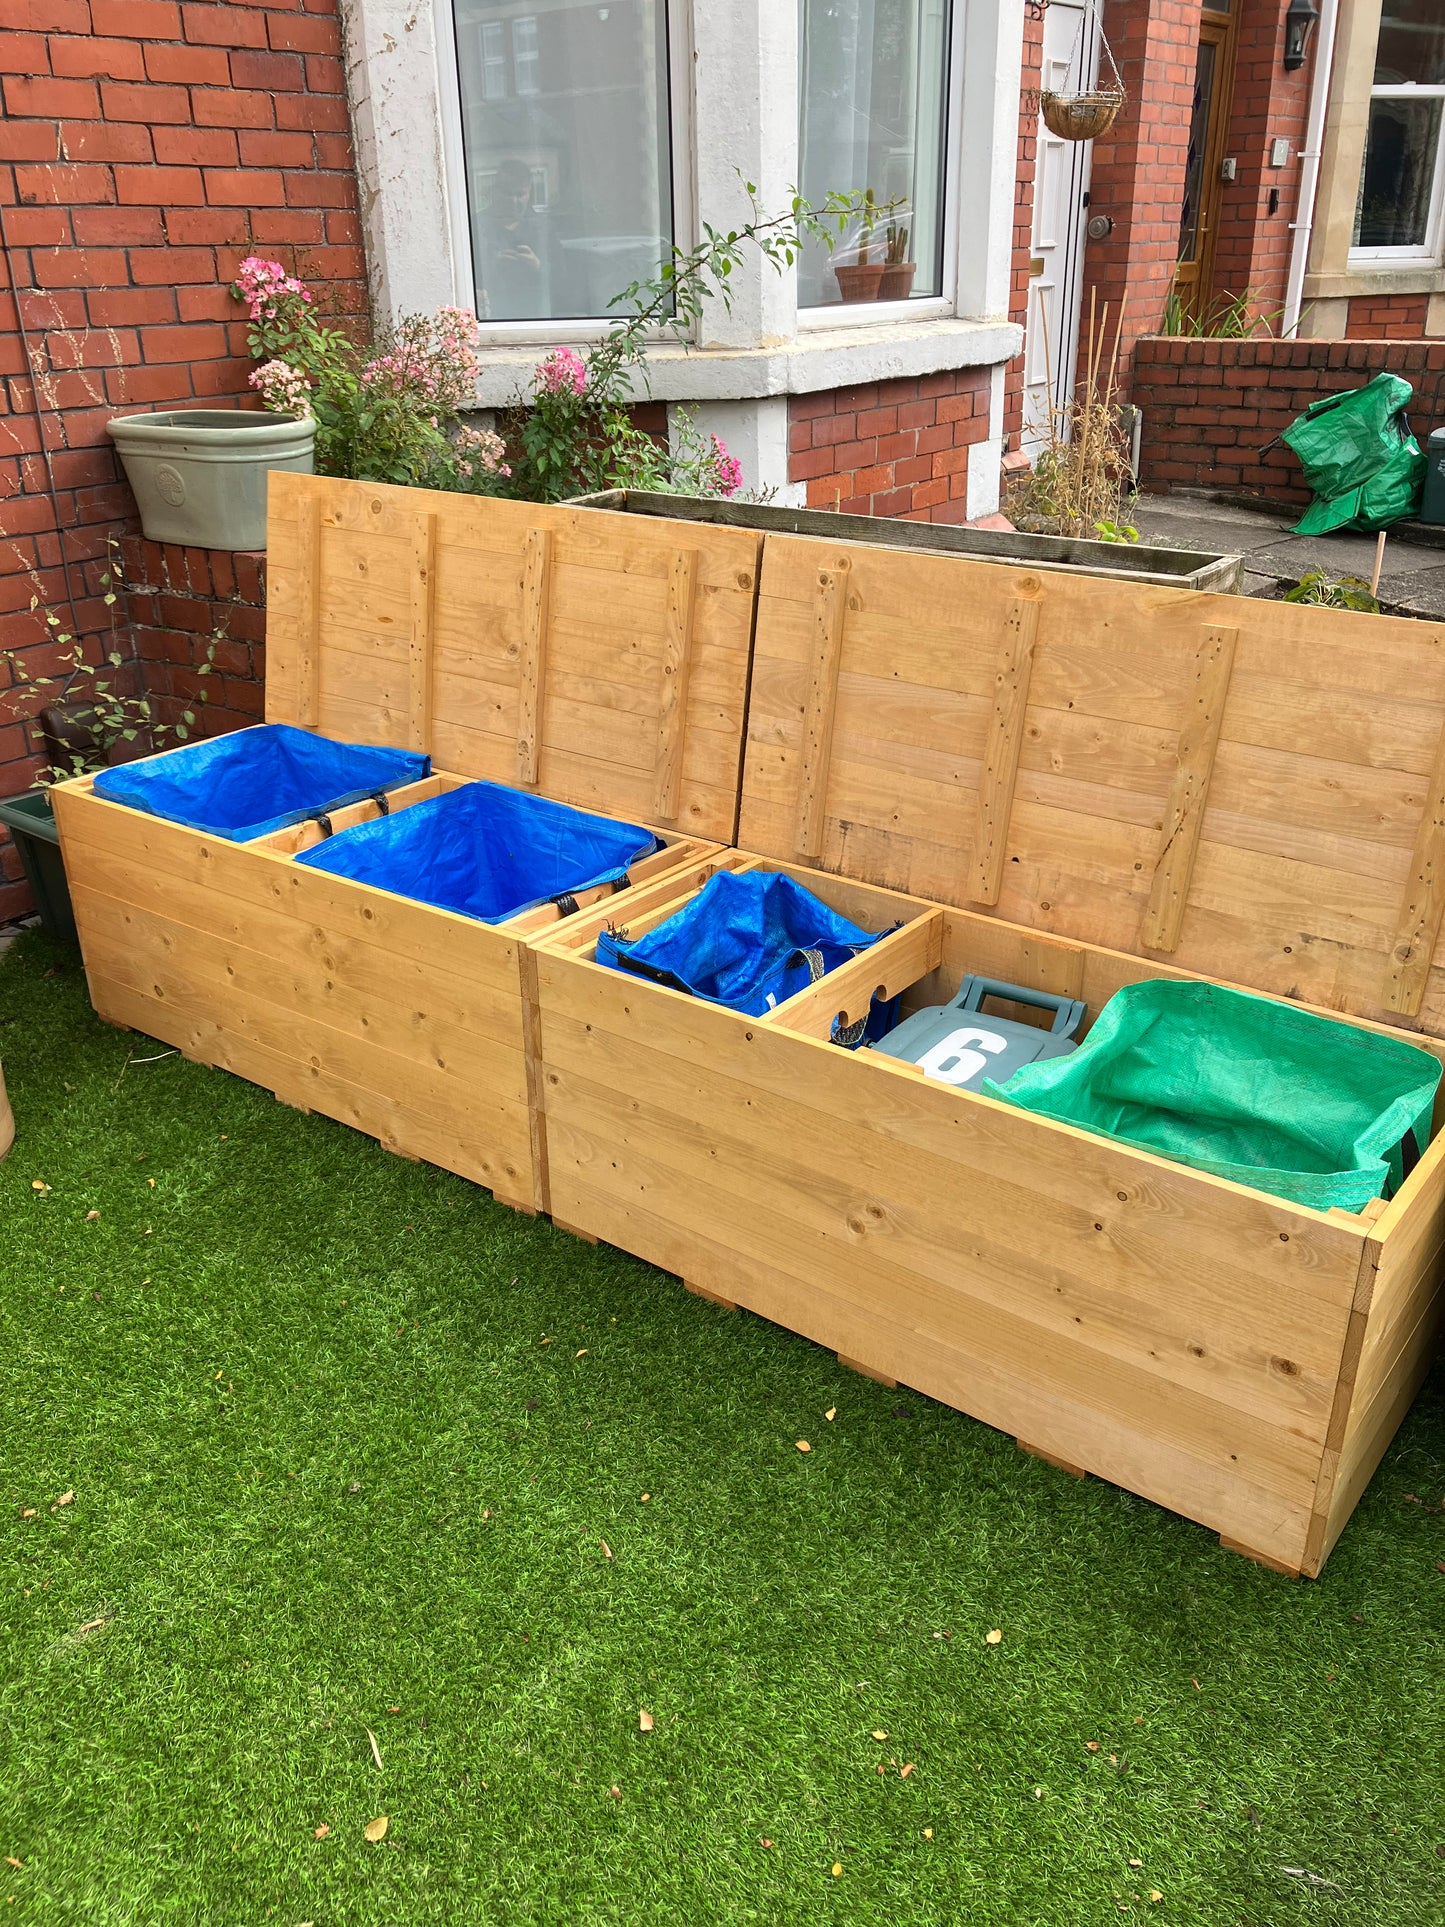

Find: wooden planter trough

[533,532,1445,1576]
[51,474,761,1215]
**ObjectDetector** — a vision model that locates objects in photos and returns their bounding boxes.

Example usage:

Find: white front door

[1021,1,1099,457]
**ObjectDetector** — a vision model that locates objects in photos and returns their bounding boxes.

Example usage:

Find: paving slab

[1129,492,1445,617]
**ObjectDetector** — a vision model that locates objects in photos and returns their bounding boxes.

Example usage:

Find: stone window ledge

[1304,266,1445,300]
[471,315,1021,409]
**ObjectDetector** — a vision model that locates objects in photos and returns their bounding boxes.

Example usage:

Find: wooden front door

[1173,4,1237,323]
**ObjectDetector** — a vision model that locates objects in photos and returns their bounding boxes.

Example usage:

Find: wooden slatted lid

[263,472,761,844]
[738,531,1445,1035]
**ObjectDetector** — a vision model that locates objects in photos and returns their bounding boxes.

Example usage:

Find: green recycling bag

[984,980,1440,1212]
[1283,371,1426,534]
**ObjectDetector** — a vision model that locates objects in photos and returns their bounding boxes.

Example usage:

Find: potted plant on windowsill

[878,220,916,301]
[833,188,887,302]
[0,559,215,944]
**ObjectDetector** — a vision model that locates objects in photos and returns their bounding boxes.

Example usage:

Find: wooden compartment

[51,474,762,1214]
[533,532,1445,1574]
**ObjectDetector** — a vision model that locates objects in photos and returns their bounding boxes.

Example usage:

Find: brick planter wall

[1133,335,1445,505]
[0,0,367,920]
[788,369,992,524]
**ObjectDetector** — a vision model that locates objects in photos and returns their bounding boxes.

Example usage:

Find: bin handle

[947,975,1086,1040]
[305,808,335,839]
[369,789,391,816]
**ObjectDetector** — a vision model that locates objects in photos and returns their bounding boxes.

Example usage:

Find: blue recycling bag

[597,869,897,1030]
[296,780,659,925]
[92,723,429,842]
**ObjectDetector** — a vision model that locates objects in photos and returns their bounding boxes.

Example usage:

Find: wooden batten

[264,474,762,845]
[971,593,1040,904]
[737,531,1445,1038]
[1140,622,1237,953]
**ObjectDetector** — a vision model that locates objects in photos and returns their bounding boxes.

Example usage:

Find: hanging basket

[1040,89,1124,141]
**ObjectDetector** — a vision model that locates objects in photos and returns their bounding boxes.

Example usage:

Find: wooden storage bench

[52,475,762,1214]
[532,531,1445,1575]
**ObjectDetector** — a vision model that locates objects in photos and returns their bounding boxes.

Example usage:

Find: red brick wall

[1133,335,1445,504]
[1209,0,1311,315]
[124,536,267,739]
[1081,0,1204,371]
[0,0,367,920]
[1003,2,1046,455]
[1345,297,1433,342]
[788,369,992,525]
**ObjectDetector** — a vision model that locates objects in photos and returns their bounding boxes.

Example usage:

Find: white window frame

[1349,84,1445,267]
[797,0,967,332]
[434,0,697,346]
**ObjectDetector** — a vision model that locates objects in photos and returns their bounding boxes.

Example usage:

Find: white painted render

[339,0,1024,514]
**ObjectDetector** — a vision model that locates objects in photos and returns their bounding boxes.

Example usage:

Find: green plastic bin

[0,787,77,944]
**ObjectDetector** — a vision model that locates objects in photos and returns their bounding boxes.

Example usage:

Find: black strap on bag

[1383,1126,1425,1200]
[369,789,391,816]
[611,952,694,997]
[551,891,580,918]
[305,809,335,839]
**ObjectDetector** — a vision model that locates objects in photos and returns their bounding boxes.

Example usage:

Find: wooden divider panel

[265,473,761,845]
[738,533,1445,1035]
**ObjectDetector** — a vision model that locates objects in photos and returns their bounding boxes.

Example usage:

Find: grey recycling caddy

[869,976,1085,1091]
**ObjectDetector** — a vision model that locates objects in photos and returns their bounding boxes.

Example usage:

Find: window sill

[470,314,1021,408]
[1304,264,1445,300]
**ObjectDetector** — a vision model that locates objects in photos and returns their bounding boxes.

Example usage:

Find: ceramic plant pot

[878,263,917,301]
[833,261,886,303]
[108,408,315,551]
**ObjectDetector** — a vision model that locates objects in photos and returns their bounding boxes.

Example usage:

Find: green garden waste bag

[1282,372,1425,535]
[983,980,1440,1212]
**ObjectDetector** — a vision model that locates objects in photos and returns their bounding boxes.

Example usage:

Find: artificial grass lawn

[0,933,1442,1927]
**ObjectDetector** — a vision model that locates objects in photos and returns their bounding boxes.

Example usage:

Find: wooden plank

[653,547,698,824]
[765,910,945,1042]
[1383,712,1445,1016]
[971,595,1041,904]
[408,507,437,753]
[794,566,848,861]
[1018,1439,1086,1479]
[1141,623,1238,953]
[841,1354,898,1388]
[516,526,552,786]
[296,488,324,729]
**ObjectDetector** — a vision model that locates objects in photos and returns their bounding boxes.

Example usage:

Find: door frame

[1173,3,1239,322]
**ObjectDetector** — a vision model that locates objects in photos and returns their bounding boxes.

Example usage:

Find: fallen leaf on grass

[639,1710,654,1732]
[1108,1754,1118,1766]
[831,1863,842,1877]
[1128,1858,1143,1868]
[30,1181,48,1194]
[1281,1868,1340,1890]
[871,1730,888,1741]
[51,1493,73,1511]
[608,1785,621,1800]
[600,1539,612,1560]
[825,1408,836,1421]
[19,1511,35,1521]
[85,1211,100,1222]
[74,1616,108,1637]
[1149,1891,1163,1904]
[4,1860,19,1871]
[922,1828,933,1839]
[1191,1677,1201,1691]
[575,1349,588,1358]
[984,1629,1002,1645]
[366,1729,383,1770]
[900,1763,915,1778]
[313,1825,329,1840]
[640,1494,649,1503]
[796,1441,811,1453]
[1085,1741,1100,1753]
[759,1837,773,1849]
[363,1816,388,1843]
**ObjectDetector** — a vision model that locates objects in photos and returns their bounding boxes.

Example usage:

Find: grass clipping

[1007,291,1135,539]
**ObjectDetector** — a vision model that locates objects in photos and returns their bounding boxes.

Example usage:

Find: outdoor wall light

[1283,0,1318,71]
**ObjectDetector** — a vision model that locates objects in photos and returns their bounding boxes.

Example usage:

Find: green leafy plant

[497,184,871,504]
[1,543,216,782]
[1282,567,1380,612]
[1092,518,1139,544]
[1160,278,1285,339]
